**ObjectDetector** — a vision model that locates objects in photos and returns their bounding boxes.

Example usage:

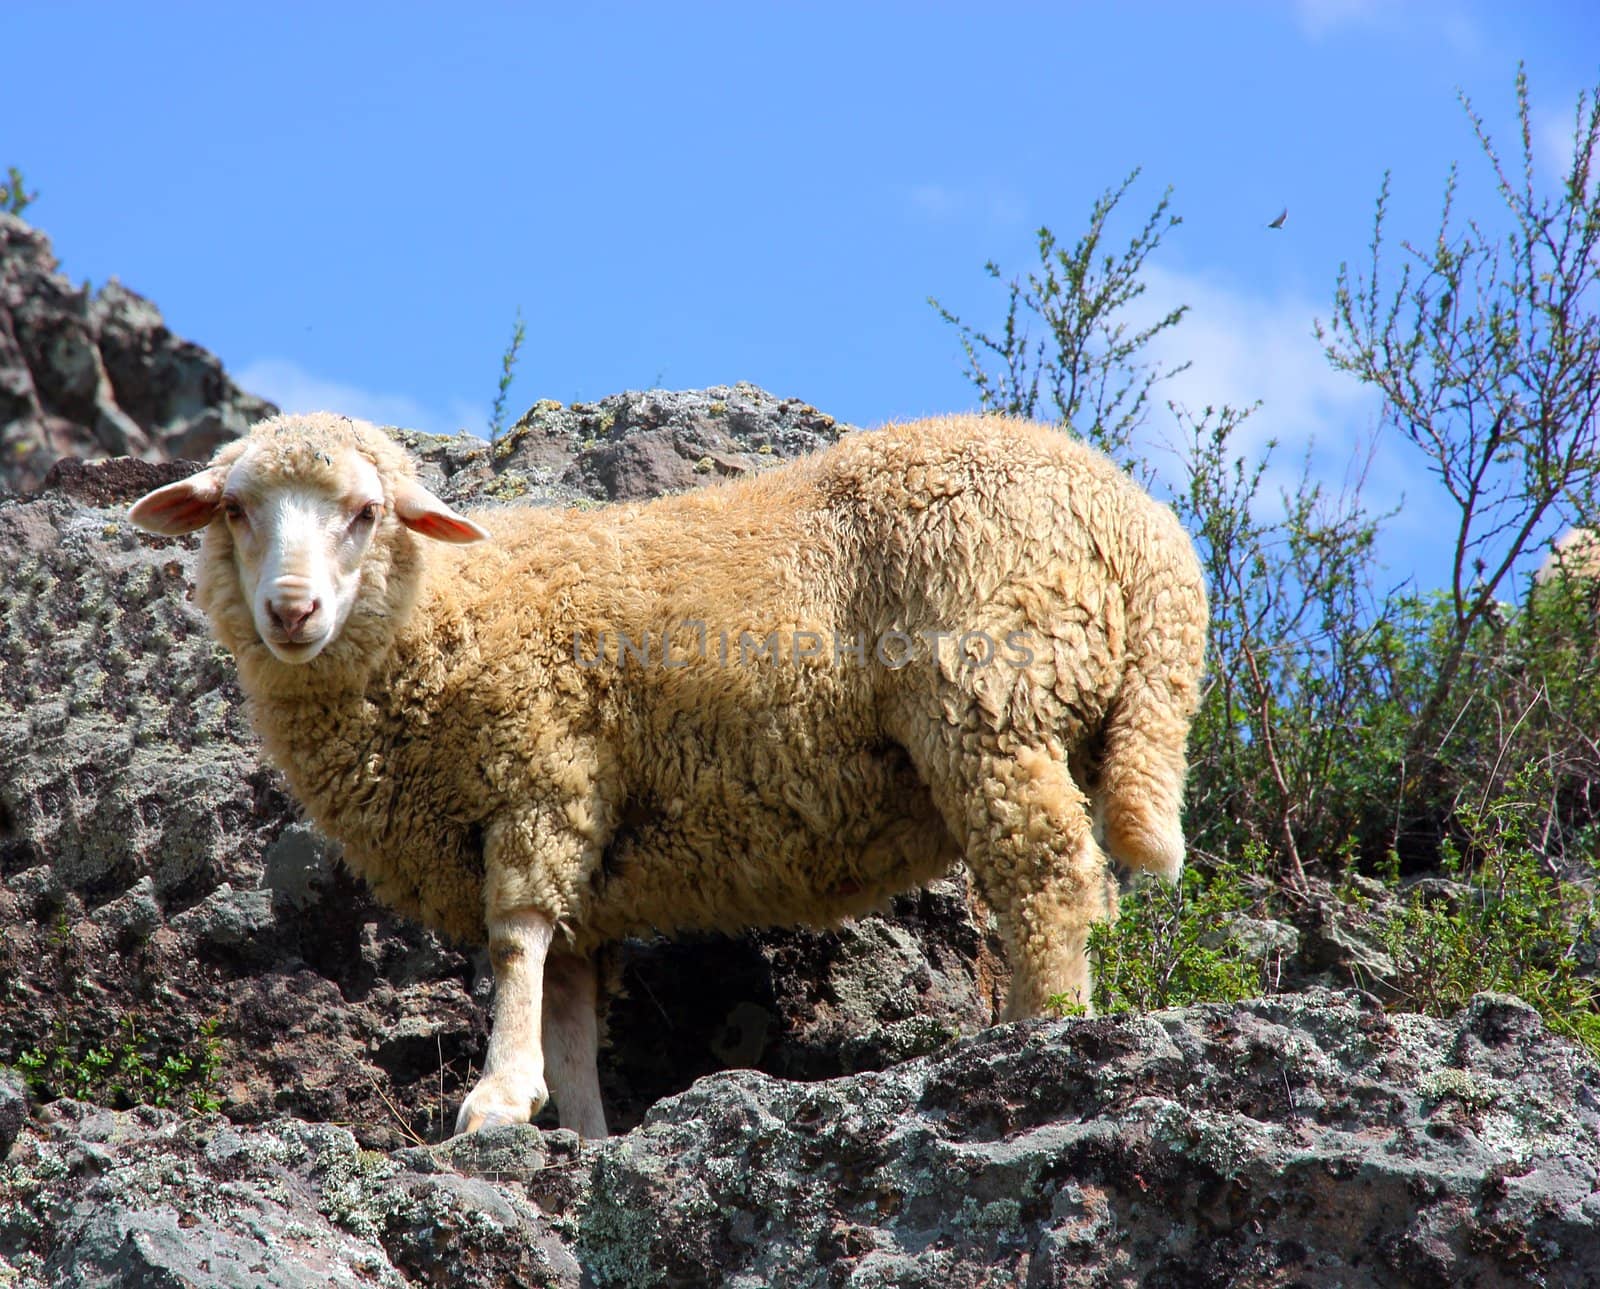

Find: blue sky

[8,1,1597,589]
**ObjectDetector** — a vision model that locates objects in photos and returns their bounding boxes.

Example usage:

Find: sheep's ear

[393,477,490,544]
[129,467,227,535]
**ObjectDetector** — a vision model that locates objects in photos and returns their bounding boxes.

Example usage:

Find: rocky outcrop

[0,213,276,492]
[1,1099,579,1287]
[3,990,1595,1286]
[391,382,853,508]
[578,989,1600,1287]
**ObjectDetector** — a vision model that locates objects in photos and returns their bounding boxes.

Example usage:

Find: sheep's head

[130,413,488,668]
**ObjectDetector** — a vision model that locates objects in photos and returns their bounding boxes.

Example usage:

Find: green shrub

[0,165,37,216]
[15,1013,223,1113]
[1087,863,1263,1015]
[1378,768,1600,1055]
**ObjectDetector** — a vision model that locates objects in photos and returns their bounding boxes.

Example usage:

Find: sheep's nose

[268,597,320,639]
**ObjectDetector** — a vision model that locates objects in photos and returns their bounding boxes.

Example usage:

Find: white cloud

[236,357,487,440]
[1292,0,1479,52]
[1533,100,1597,198]
[1120,265,1466,587]
[1129,264,1600,595]
[1132,264,1377,471]
[1292,0,1382,37]
[902,182,1028,228]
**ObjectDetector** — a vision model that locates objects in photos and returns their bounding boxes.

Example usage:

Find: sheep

[1529,528,1600,630]
[128,409,1208,1139]
[1536,527,1600,589]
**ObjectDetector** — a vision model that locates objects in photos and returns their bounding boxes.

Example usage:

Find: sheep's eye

[349,501,381,530]
[221,498,245,523]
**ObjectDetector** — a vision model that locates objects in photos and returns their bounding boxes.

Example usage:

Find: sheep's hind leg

[543,953,608,1139]
[901,724,1115,1018]
[455,909,554,1135]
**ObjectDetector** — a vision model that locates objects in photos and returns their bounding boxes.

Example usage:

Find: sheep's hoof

[456,1107,517,1135]
[454,1072,548,1136]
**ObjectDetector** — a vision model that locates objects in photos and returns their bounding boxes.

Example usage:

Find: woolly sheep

[129,410,1208,1139]
[1535,527,1600,590]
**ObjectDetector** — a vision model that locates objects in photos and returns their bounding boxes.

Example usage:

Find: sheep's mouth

[263,635,329,663]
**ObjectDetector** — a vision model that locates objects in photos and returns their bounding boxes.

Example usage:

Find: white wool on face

[224,447,388,664]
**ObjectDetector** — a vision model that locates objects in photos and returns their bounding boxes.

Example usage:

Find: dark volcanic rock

[574,990,1600,1287]
[386,382,851,510]
[0,1073,23,1158]
[3,991,1595,1286]
[0,445,474,1143]
[600,876,1006,1128]
[0,213,274,492]
[0,1100,578,1287]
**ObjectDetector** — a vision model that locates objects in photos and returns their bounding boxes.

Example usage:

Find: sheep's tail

[1094,530,1208,884]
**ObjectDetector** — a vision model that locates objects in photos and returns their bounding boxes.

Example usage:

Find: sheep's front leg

[455,909,554,1134]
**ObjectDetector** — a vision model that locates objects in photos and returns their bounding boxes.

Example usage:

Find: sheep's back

[394,415,1202,946]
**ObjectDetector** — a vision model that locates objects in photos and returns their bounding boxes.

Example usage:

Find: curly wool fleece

[182,411,1207,1015]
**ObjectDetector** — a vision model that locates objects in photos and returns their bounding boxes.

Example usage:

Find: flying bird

[1267,208,1288,230]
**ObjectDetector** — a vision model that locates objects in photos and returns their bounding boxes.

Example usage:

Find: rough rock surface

[3,990,1595,1286]
[391,381,856,509]
[1,383,1008,1153]
[576,989,1600,1287]
[0,213,276,492]
[1,1099,579,1287]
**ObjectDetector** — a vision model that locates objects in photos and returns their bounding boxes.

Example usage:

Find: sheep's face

[215,448,390,662]
[131,418,488,665]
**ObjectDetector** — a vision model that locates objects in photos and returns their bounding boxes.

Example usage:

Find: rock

[1206,914,1300,962]
[575,989,1600,1287]
[3,991,1593,1285]
[414,1120,549,1183]
[1298,893,1400,987]
[0,213,274,493]
[581,432,702,499]
[88,874,162,940]
[2,865,64,920]
[1,1104,577,1288]
[597,871,1005,1131]
[169,882,277,951]
[261,821,337,913]
[0,449,482,1142]
[384,382,847,511]
[0,1071,25,1157]
[39,453,199,506]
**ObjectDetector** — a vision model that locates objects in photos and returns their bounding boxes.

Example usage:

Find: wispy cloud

[1292,0,1479,53]
[1533,96,1597,199]
[236,357,487,440]
[1123,265,1467,587]
[1292,0,1383,38]
[1134,265,1376,468]
[902,182,1028,228]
